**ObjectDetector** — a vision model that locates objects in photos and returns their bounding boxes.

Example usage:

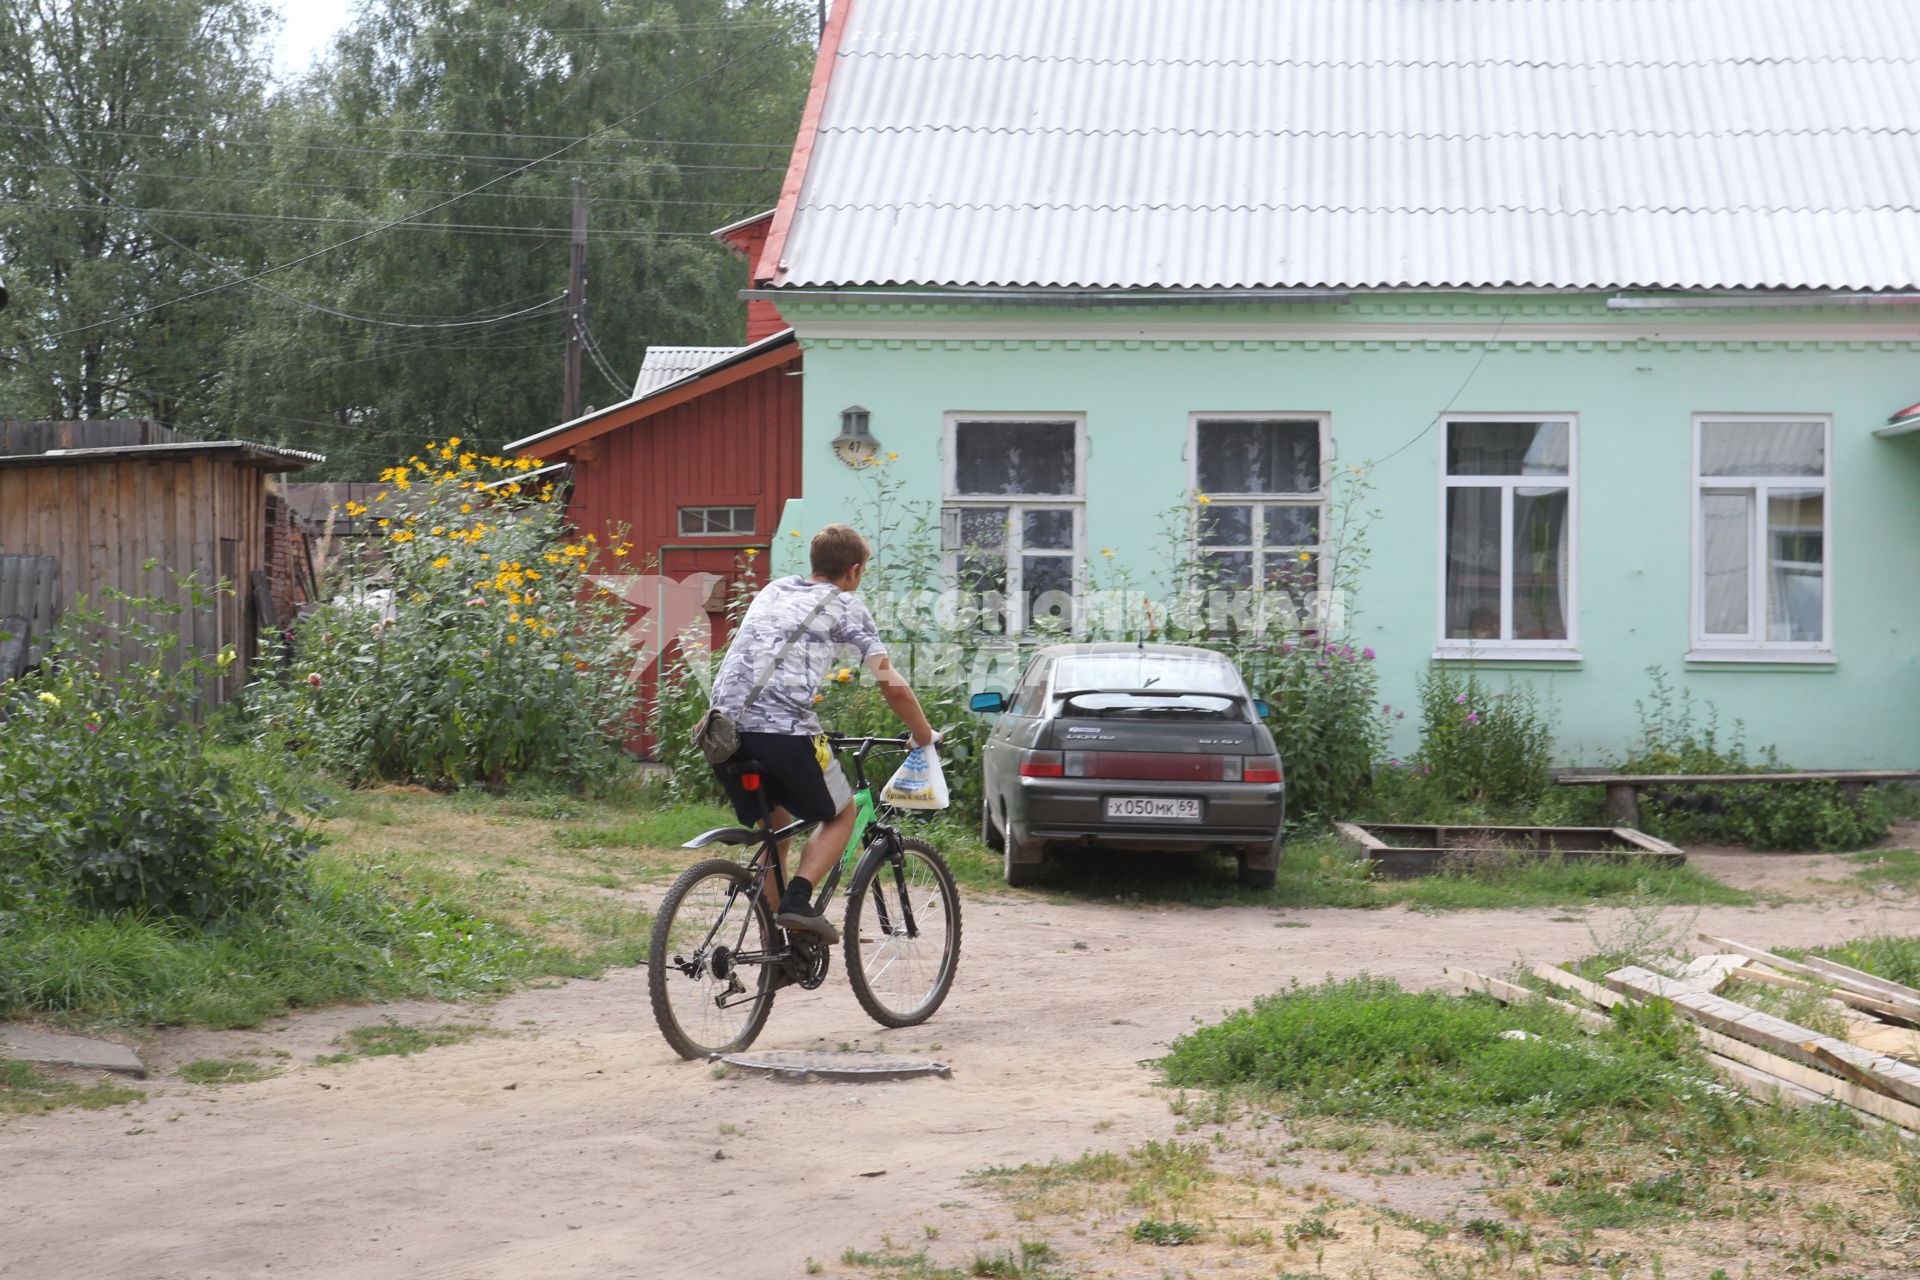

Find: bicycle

[647,732,963,1060]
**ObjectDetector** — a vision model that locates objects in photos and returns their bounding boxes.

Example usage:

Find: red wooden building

[507,211,801,748]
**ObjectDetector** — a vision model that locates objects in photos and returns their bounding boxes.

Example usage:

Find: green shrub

[1402,668,1555,809]
[252,442,636,790]
[1619,668,1889,851]
[0,585,315,923]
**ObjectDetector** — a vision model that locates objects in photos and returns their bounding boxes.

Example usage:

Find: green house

[756,0,1920,766]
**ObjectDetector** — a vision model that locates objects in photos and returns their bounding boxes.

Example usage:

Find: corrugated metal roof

[774,0,1920,292]
[0,440,324,470]
[633,345,741,396]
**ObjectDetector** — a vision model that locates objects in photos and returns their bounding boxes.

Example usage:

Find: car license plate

[1105,796,1201,821]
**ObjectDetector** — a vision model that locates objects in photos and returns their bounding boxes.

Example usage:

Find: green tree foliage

[0,0,273,420]
[0,0,816,473]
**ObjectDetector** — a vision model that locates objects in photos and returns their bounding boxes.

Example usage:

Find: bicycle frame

[698,735,926,993]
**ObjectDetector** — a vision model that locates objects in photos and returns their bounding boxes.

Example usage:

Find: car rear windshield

[1050,653,1245,718]
[1060,691,1241,718]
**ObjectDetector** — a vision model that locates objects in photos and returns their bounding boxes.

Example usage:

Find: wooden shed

[0,423,322,708]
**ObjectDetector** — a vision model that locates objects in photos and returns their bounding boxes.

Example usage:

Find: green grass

[1131,1218,1200,1245]
[1843,848,1920,894]
[554,801,734,851]
[315,1020,490,1064]
[929,818,1749,911]
[177,1058,279,1085]
[1800,932,1920,990]
[0,863,577,1030]
[0,1056,145,1114]
[838,1240,1068,1279]
[1157,974,1920,1250]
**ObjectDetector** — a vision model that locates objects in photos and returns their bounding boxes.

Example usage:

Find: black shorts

[713,731,854,826]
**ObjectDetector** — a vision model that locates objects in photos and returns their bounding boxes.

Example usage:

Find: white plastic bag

[881,742,951,810]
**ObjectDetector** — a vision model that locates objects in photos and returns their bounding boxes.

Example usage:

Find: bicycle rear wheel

[648,858,778,1060]
[843,836,962,1028]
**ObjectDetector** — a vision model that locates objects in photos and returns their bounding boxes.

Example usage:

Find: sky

[270,0,358,81]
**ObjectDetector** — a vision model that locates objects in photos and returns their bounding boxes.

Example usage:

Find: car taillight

[1018,751,1065,778]
[1242,756,1283,784]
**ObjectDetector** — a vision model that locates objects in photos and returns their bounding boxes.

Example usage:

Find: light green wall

[773,294,1920,766]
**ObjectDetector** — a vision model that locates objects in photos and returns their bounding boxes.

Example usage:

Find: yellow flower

[430,526,445,536]
[1101,548,1114,558]
[886,452,898,461]
[789,530,801,538]
[391,530,415,543]
[744,548,759,559]
[611,547,628,558]
[217,645,236,667]
[813,694,825,704]
[447,436,461,448]
[506,634,518,645]
[1298,552,1311,562]
[1196,493,1212,505]
[329,503,340,512]
[432,556,451,569]
[36,691,59,707]
[460,503,473,514]
[834,668,853,683]
[345,501,367,517]
[377,518,391,529]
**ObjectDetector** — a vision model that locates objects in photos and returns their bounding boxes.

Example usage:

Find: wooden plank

[1606,966,1920,1107]
[1613,827,1685,856]
[1697,1026,1920,1131]
[1442,967,1613,1033]
[1724,965,1919,1026]
[1709,1055,1847,1113]
[1847,1021,1920,1064]
[1799,956,1920,1006]
[1530,963,1625,1009]
[1699,935,1920,1015]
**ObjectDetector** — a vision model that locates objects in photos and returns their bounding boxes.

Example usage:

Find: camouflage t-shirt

[710,576,888,734]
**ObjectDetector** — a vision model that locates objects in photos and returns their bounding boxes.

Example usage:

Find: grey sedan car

[968,643,1286,888]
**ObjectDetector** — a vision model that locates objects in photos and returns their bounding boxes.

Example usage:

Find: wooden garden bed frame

[1554,769,1920,825]
[1335,822,1685,878]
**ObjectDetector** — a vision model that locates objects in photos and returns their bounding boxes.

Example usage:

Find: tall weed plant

[1619,667,1888,850]
[0,582,315,924]
[252,442,636,790]
[1396,667,1556,810]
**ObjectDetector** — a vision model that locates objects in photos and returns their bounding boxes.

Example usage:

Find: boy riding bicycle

[705,524,935,944]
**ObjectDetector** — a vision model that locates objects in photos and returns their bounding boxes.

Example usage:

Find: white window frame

[1434,412,1582,661]
[1185,412,1331,598]
[676,504,756,537]
[1688,412,1834,664]
[941,412,1087,635]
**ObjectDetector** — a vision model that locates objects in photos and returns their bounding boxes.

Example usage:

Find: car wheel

[981,792,1004,853]
[1003,820,1044,888]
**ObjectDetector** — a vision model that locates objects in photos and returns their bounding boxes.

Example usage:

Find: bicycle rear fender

[682,826,766,849]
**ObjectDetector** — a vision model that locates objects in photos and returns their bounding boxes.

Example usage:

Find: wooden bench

[1555,769,1920,825]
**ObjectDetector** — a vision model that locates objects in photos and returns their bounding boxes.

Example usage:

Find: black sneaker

[774,902,841,944]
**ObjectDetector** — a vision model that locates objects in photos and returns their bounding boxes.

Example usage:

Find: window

[942,416,1083,634]
[1440,417,1577,654]
[678,505,755,537]
[1190,416,1326,597]
[1691,415,1830,658]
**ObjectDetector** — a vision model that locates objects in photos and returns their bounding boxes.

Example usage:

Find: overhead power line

[0,198,742,241]
[20,22,799,342]
[6,126,581,329]
[16,125,790,171]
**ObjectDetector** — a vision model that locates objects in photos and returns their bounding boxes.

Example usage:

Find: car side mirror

[1252,698,1271,718]
[969,691,1007,714]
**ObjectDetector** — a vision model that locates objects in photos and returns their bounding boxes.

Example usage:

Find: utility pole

[564,177,588,423]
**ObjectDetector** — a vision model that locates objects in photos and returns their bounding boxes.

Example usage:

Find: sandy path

[4,860,1916,1280]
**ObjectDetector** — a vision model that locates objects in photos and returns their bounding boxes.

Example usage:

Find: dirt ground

[4,850,1918,1280]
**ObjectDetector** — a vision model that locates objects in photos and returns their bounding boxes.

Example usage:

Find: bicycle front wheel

[648,858,778,1060]
[843,836,962,1028]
